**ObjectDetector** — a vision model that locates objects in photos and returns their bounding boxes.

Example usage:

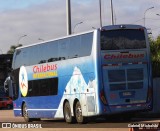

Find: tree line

[150,35,160,77]
[7,44,22,54]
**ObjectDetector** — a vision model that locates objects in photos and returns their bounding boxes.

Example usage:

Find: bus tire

[22,103,33,122]
[63,101,74,123]
[75,101,86,124]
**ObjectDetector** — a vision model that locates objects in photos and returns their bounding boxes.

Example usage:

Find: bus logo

[19,66,28,97]
[104,53,145,60]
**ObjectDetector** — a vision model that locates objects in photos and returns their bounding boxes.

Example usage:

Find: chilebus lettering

[104,53,144,59]
[33,64,57,73]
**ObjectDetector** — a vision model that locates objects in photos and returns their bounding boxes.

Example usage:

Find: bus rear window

[101,29,146,50]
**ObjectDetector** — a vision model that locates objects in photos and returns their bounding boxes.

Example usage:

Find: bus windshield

[101,29,146,50]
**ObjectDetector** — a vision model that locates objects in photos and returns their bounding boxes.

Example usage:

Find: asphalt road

[0,110,160,131]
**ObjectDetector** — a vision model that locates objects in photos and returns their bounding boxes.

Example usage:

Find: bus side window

[27,78,58,97]
[40,80,50,96]
[28,45,41,65]
[22,50,29,66]
[15,48,29,67]
[80,33,93,57]
[38,43,50,64]
[58,39,68,60]
[69,36,80,59]
[47,41,59,62]
[14,49,22,69]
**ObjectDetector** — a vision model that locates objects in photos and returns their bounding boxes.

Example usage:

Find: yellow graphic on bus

[32,64,58,79]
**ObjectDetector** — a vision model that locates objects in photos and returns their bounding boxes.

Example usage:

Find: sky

[0,0,160,53]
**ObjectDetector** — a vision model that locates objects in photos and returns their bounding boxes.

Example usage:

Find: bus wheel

[23,103,32,122]
[75,101,86,124]
[63,101,73,123]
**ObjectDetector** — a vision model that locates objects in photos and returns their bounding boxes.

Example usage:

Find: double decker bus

[12,24,152,123]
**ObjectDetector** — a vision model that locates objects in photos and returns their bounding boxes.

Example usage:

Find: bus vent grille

[87,96,95,112]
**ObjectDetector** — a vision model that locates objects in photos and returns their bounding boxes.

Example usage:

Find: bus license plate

[119,91,135,98]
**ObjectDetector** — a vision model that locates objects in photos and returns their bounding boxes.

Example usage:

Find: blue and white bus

[12,24,152,123]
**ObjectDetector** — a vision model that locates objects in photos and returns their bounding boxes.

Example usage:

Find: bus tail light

[147,87,152,103]
[14,103,16,108]
[100,90,108,105]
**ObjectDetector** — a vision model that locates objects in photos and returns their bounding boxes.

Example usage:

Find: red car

[0,97,13,109]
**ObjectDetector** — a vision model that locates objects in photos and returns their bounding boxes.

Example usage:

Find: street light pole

[111,0,114,25]
[144,6,154,27]
[99,0,102,28]
[66,0,72,35]
[18,35,27,45]
[73,22,83,33]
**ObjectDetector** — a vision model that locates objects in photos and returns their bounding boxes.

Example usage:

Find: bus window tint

[69,36,81,58]
[47,41,58,62]
[14,49,29,68]
[59,39,68,60]
[29,45,41,65]
[101,29,146,50]
[80,33,93,56]
[27,78,58,97]
[14,32,93,69]
[14,50,22,69]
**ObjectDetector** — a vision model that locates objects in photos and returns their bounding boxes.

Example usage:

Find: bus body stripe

[27,109,58,111]
[14,109,58,111]
[14,109,21,111]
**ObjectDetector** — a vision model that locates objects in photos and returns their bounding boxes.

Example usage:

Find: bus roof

[16,24,145,51]
[16,29,95,50]
[102,24,145,30]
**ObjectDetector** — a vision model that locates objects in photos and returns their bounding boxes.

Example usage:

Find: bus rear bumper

[100,102,152,115]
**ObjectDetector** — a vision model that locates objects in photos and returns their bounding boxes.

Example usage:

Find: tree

[150,35,160,62]
[7,44,22,54]
[149,35,160,77]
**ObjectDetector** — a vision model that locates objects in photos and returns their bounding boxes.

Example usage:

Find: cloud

[0,0,100,53]
[0,0,66,53]
[0,0,48,11]
[0,0,160,53]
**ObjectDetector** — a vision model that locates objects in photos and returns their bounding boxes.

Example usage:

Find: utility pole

[111,0,114,25]
[66,0,72,35]
[99,0,102,28]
